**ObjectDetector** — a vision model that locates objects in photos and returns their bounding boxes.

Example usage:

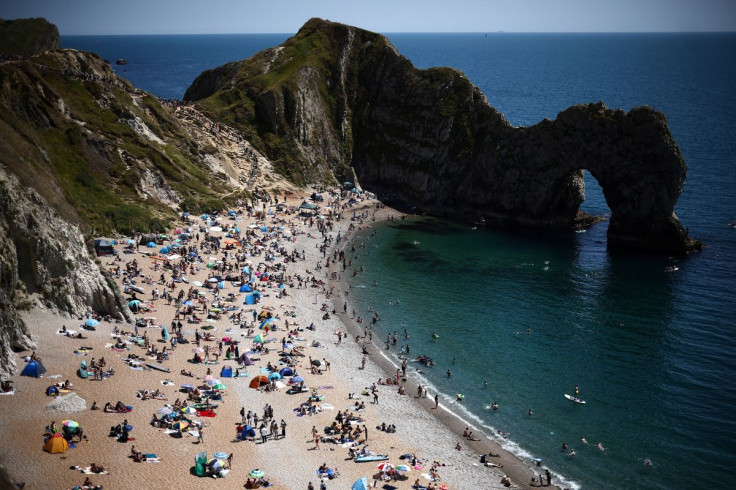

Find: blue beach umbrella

[85,319,99,327]
[146,242,156,248]
[128,300,141,308]
[291,376,305,384]
[268,372,281,380]
[160,247,170,254]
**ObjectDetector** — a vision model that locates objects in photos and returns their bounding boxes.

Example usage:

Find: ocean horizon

[62,32,736,489]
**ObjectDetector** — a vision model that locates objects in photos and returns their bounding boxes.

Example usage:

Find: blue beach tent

[352,477,370,490]
[244,294,256,305]
[21,360,46,378]
[46,385,60,396]
[220,366,233,378]
[240,284,252,293]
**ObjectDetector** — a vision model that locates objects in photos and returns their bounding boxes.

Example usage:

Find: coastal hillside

[0,17,59,56]
[185,18,699,254]
[0,19,255,377]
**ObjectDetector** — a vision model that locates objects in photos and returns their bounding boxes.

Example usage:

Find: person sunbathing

[90,463,104,473]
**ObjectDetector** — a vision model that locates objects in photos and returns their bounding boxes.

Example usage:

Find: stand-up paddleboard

[564,394,586,404]
[146,363,171,373]
[354,453,389,463]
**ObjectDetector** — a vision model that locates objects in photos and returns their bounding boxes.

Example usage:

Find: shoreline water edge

[1,190,573,490]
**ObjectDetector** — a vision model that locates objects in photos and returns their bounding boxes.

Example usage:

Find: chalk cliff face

[186,18,699,254]
[0,169,132,378]
[0,21,247,376]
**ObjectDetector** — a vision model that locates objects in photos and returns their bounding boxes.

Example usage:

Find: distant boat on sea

[116,58,128,65]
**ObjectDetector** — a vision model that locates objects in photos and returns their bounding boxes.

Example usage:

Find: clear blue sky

[2,0,735,35]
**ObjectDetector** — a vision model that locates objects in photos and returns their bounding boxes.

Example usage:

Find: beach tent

[21,360,46,378]
[244,294,256,305]
[238,353,253,366]
[220,366,233,378]
[160,246,170,254]
[253,334,265,344]
[78,360,89,379]
[162,326,169,342]
[43,433,68,454]
[194,450,208,477]
[249,375,269,389]
[93,239,115,256]
[352,477,369,490]
[240,425,256,440]
[279,367,293,377]
[267,372,281,381]
[239,284,252,293]
[46,385,60,396]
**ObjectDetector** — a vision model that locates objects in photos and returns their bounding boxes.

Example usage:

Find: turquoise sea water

[62,32,736,489]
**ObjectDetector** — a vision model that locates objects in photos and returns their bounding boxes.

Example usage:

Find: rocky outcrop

[186,18,699,254]
[0,17,60,56]
[0,40,247,376]
[0,169,132,378]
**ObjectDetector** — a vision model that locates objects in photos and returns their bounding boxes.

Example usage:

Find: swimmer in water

[644,458,653,467]
[581,437,588,445]
[568,450,576,457]
[483,380,488,388]
[597,443,605,451]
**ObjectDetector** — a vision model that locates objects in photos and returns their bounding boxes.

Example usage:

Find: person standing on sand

[197,426,204,444]
[435,394,439,409]
[373,392,378,404]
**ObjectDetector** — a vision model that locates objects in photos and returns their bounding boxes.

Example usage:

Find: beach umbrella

[206,263,215,269]
[193,281,203,287]
[84,319,99,327]
[213,383,227,390]
[128,300,141,308]
[157,406,174,415]
[248,469,265,478]
[171,421,189,431]
[146,242,156,248]
[183,300,195,306]
[206,378,219,386]
[267,372,281,381]
[181,406,197,415]
[253,334,265,344]
[61,420,79,429]
[192,347,204,353]
[214,451,229,460]
[203,374,214,382]
[181,384,195,391]
[395,464,411,472]
[291,376,305,384]
[376,462,393,471]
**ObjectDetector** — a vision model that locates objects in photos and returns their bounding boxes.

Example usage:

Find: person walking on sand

[197,426,204,444]
[435,394,439,409]
[373,392,378,404]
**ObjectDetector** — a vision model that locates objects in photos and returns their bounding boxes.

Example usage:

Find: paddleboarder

[574,385,580,400]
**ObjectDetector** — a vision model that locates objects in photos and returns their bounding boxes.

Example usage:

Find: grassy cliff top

[0,17,60,56]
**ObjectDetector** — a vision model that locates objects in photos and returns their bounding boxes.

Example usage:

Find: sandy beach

[0,190,555,490]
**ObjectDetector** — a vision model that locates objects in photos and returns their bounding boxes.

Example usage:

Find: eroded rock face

[0,169,131,378]
[186,18,699,254]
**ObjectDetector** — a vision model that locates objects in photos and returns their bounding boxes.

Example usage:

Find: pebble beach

[0,190,551,490]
